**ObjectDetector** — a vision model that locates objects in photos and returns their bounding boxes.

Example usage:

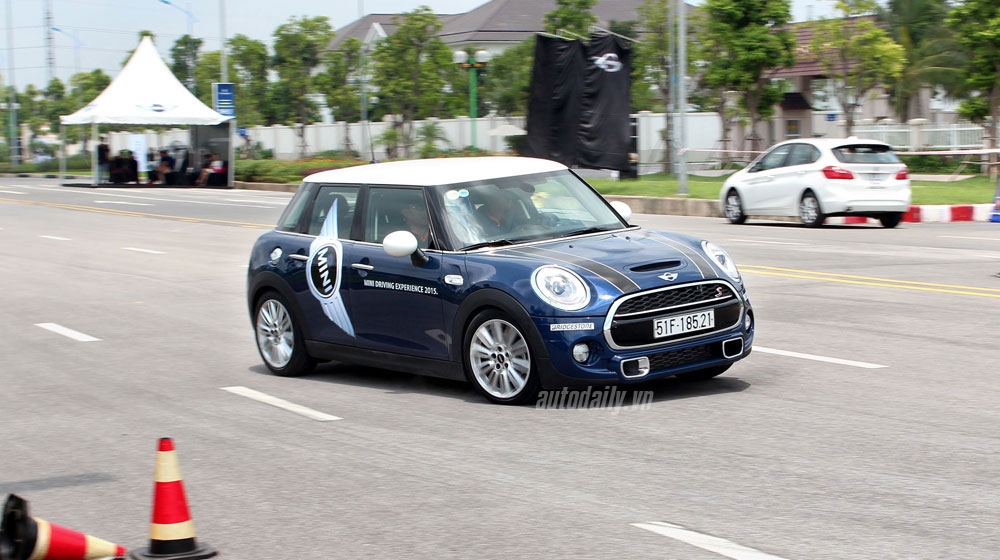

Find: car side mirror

[610,200,632,221]
[383,230,429,266]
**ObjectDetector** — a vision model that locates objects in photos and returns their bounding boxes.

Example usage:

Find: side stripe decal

[507,246,640,293]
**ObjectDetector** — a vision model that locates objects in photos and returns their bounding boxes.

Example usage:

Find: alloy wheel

[256,299,295,369]
[469,319,532,399]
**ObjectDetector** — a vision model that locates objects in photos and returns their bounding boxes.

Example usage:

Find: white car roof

[305,157,568,186]
[775,137,892,149]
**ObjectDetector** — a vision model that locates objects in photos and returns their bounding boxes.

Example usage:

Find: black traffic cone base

[128,543,216,560]
[1,494,37,560]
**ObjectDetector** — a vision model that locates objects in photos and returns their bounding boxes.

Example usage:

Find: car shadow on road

[743,221,881,229]
[248,364,750,406]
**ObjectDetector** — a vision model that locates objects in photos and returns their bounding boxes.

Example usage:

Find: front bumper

[532,303,755,388]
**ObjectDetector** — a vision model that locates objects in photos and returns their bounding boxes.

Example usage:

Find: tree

[272,16,334,156]
[543,0,597,37]
[810,1,904,135]
[315,37,362,123]
[636,0,677,171]
[690,7,743,164]
[480,38,535,115]
[372,7,457,156]
[704,0,794,150]
[948,0,1000,179]
[228,34,270,126]
[170,34,203,92]
[194,51,237,107]
[879,0,964,122]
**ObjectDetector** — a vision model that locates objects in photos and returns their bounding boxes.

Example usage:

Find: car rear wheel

[464,310,540,404]
[674,363,731,381]
[255,291,315,377]
[799,191,824,227]
[724,190,747,224]
[879,212,903,228]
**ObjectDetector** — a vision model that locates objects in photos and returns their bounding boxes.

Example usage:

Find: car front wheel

[799,191,824,227]
[464,310,541,404]
[724,189,747,224]
[255,291,315,377]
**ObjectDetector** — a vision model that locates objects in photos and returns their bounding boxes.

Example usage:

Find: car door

[289,183,363,347]
[740,144,793,213]
[346,186,449,360]
[770,143,821,213]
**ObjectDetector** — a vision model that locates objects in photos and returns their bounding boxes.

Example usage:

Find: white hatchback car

[720,138,911,227]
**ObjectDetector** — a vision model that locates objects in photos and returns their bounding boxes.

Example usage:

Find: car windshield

[430,170,626,250]
[832,144,901,164]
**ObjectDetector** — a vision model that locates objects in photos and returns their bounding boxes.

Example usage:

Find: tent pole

[228,119,235,187]
[91,122,98,185]
[59,124,66,180]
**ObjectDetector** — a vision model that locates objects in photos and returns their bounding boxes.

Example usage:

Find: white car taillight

[822,166,854,180]
[896,168,908,180]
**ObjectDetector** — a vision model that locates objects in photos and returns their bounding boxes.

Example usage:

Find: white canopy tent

[60,36,234,185]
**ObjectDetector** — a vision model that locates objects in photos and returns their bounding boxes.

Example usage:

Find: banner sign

[127,134,149,172]
[212,83,235,118]
[525,34,633,172]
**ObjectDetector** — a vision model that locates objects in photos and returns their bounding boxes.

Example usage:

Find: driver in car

[401,201,432,248]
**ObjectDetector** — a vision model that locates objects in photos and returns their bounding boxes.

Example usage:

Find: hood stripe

[506,246,640,293]
[644,232,714,278]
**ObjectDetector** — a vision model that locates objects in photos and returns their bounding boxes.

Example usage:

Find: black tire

[799,190,824,227]
[724,189,748,224]
[463,309,541,405]
[879,212,903,228]
[674,363,732,382]
[254,290,315,377]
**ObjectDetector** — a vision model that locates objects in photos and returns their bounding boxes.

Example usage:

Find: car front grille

[605,281,743,349]
[647,343,715,371]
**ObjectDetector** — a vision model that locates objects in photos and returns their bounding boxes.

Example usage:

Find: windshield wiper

[461,239,516,251]
[561,226,619,238]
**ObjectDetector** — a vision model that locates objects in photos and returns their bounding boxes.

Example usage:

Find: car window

[364,187,433,248]
[276,183,317,232]
[785,144,821,167]
[833,144,901,164]
[306,185,360,238]
[753,145,793,172]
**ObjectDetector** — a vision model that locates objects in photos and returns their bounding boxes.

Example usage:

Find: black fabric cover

[525,34,632,171]
[578,34,632,170]
[525,35,584,166]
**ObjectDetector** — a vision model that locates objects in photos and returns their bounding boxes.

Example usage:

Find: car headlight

[701,240,741,282]
[531,265,590,311]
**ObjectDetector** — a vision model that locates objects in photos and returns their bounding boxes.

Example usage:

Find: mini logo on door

[658,272,678,282]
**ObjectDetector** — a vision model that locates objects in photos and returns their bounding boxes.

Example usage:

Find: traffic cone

[128,439,215,560]
[1,494,126,560]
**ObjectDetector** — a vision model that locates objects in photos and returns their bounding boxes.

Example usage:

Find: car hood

[466,227,732,316]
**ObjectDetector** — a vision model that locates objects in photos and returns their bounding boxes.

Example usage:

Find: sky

[2,0,836,91]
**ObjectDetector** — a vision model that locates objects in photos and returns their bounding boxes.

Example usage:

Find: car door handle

[288,254,308,262]
[351,263,374,271]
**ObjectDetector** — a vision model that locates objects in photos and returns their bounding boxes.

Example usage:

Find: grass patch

[910,176,999,205]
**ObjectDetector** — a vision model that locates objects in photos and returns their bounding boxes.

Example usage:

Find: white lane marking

[982,255,1000,259]
[39,235,71,241]
[35,323,101,342]
[939,235,1000,241]
[13,185,274,209]
[632,522,791,560]
[0,189,25,194]
[728,239,808,246]
[754,346,886,369]
[122,247,166,254]
[225,198,288,205]
[222,386,342,421]
[94,200,153,206]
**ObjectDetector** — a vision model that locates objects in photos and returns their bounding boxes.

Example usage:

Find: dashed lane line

[94,200,153,206]
[122,247,166,254]
[35,323,100,342]
[39,235,71,241]
[632,522,791,560]
[222,386,342,422]
[754,346,887,369]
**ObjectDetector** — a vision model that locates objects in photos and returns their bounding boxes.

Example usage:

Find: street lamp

[50,26,81,77]
[158,0,198,90]
[452,49,491,150]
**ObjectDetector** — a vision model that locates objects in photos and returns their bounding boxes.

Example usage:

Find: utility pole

[219,0,227,82]
[677,0,688,194]
[6,0,19,165]
[44,0,55,85]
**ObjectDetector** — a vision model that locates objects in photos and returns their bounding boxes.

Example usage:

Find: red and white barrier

[824,203,996,224]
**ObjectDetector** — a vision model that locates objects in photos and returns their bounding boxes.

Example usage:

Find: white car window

[753,145,793,172]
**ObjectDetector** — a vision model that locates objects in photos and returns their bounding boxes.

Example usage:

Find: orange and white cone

[128,439,215,560]
[1,494,126,560]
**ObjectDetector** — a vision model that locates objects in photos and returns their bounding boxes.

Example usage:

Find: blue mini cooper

[248,157,753,404]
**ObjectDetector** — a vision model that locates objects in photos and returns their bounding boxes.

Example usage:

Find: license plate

[653,310,715,338]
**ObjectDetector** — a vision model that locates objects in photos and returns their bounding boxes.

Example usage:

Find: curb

[233,180,300,193]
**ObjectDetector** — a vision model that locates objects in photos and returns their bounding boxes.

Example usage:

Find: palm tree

[879,0,965,122]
